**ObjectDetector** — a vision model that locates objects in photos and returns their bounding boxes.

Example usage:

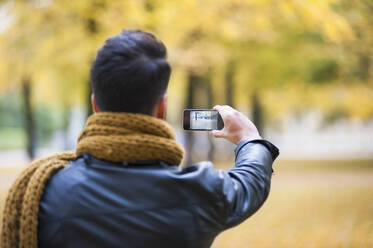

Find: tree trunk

[252,90,264,135]
[85,16,98,119]
[185,73,198,166]
[86,80,93,118]
[206,74,215,162]
[62,107,71,150]
[358,54,371,80]
[225,60,235,107]
[22,76,36,160]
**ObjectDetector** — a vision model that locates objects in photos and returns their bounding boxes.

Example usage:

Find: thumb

[210,129,225,138]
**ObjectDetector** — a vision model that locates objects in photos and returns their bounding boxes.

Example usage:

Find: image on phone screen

[190,111,217,130]
[183,109,223,131]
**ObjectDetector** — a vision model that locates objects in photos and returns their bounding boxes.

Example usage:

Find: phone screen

[183,109,223,131]
[190,110,218,130]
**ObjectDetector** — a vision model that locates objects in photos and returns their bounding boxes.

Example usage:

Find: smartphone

[183,109,224,131]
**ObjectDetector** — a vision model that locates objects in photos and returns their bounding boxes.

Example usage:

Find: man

[1,30,278,248]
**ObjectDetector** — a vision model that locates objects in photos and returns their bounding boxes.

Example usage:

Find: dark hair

[90,30,171,114]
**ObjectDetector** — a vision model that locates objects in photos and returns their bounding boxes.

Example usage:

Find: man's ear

[91,94,100,113]
[155,93,167,120]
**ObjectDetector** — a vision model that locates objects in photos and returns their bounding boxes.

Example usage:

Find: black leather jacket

[38,139,279,248]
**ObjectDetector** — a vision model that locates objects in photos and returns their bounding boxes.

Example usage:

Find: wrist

[237,134,262,145]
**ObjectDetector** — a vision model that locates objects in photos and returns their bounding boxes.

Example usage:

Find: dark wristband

[235,139,279,161]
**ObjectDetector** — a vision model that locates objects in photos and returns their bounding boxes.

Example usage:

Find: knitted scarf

[0,112,184,248]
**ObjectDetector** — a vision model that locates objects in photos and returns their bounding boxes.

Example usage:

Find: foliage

[0,92,23,128]
[0,0,372,123]
[0,92,62,148]
[0,127,25,150]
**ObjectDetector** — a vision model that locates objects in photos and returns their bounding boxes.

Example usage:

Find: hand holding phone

[210,105,261,145]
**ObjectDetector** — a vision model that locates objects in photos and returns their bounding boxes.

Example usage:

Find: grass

[0,159,372,247]
[212,185,373,248]
[274,159,373,172]
[212,159,373,247]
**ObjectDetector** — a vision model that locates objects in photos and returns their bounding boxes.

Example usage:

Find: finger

[214,105,230,117]
[212,105,221,111]
[211,129,225,138]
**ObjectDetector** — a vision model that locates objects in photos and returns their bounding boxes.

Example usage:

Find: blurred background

[0,0,372,247]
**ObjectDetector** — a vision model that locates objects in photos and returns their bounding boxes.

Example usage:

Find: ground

[0,159,372,247]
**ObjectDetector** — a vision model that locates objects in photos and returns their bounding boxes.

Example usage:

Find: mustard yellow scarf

[0,112,184,248]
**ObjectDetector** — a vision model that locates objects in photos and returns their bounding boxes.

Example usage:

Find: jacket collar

[80,153,176,169]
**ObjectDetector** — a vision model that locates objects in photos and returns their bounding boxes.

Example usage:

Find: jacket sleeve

[217,139,279,228]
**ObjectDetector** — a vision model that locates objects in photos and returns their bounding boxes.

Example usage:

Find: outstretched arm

[210,105,279,228]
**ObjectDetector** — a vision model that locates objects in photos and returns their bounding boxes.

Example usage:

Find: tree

[0,0,49,159]
[1,0,371,161]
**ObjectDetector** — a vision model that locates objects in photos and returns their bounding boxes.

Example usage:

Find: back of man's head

[90,30,170,115]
